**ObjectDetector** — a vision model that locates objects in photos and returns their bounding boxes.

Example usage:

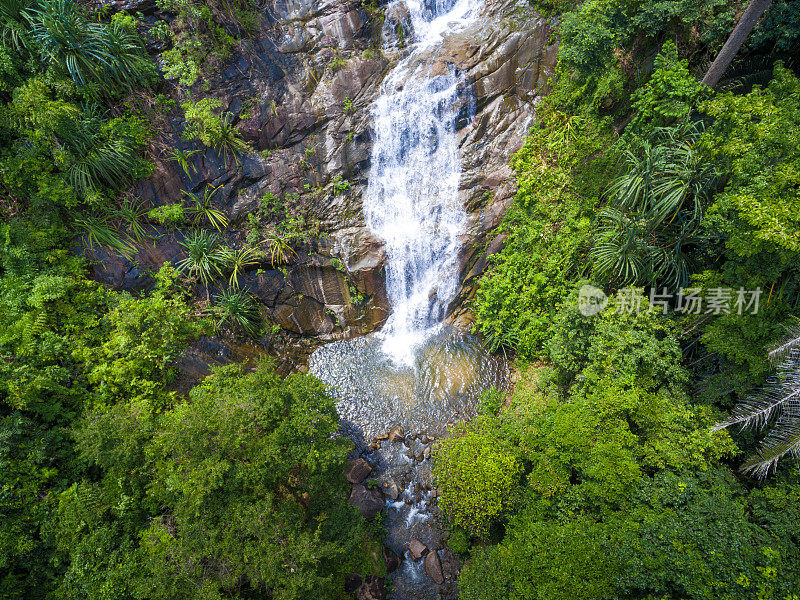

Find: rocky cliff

[91,0,556,359]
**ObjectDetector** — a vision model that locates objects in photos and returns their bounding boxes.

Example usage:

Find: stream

[309,0,508,596]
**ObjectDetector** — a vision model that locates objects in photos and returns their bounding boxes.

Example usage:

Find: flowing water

[309,0,508,596]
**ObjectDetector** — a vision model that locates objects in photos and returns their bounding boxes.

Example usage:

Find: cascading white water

[309,2,508,597]
[367,0,480,365]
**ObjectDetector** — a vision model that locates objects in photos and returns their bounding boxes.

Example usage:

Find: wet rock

[383,546,402,573]
[408,539,427,561]
[387,425,405,443]
[349,484,384,520]
[381,478,399,500]
[425,549,445,584]
[355,575,387,600]
[345,573,363,592]
[345,458,372,484]
[423,446,431,460]
[376,431,389,440]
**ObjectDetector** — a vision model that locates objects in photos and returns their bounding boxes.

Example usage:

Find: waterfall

[308,3,508,597]
[367,0,480,365]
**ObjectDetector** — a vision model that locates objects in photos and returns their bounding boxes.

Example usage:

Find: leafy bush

[434,417,520,536]
[148,202,185,226]
[29,0,153,94]
[182,98,252,164]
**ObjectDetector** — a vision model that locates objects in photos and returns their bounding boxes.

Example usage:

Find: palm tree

[592,123,715,289]
[220,244,262,288]
[183,186,229,232]
[213,288,260,336]
[27,0,150,93]
[714,322,800,478]
[177,230,227,301]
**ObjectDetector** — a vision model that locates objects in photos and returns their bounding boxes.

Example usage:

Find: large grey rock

[387,425,404,444]
[349,484,384,520]
[345,458,373,483]
[355,575,387,600]
[425,549,445,584]
[383,546,402,573]
[408,539,427,561]
[380,477,399,500]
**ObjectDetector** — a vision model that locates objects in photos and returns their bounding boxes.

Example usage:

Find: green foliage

[699,64,800,258]
[28,0,154,94]
[182,185,229,231]
[0,225,206,596]
[593,123,716,288]
[182,98,252,165]
[212,287,260,335]
[0,79,151,208]
[176,229,227,294]
[434,417,520,536]
[147,202,185,226]
[61,363,372,600]
[627,41,711,134]
[156,0,253,87]
[472,108,617,359]
[220,243,261,287]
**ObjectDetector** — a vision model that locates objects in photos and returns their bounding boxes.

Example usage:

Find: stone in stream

[381,478,399,500]
[355,575,387,600]
[424,549,445,584]
[423,446,431,460]
[408,539,427,561]
[345,458,372,484]
[349,484,384,520]
[383,546,402,573]
[387,425,405,443]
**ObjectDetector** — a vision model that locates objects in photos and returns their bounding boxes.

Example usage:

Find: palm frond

[183,186,229,232]
[76,213,137,260]
[768,321,800,365]
[213,287,260,335]
[220,244,262,287]
[715,334,800,478]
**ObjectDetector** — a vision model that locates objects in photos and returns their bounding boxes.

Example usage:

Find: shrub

[434,417,520,536]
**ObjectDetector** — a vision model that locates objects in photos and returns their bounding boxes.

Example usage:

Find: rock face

[89,0,557,356]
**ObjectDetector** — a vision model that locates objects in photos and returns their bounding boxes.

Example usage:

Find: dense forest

[1,0,799,598]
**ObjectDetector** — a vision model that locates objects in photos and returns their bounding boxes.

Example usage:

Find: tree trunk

[702,0,773,88]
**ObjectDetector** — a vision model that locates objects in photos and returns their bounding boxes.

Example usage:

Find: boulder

[349,484,384,520]
[422,446,431,460]
[424,549,445,584]
[381,478,399,500]
[383,546,402,573]
[345,458,373,484]
[408,539,427,561]
[387,425,405,443]
[355,575,387,600]
[345,573,363,592]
